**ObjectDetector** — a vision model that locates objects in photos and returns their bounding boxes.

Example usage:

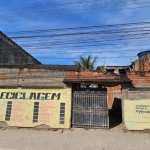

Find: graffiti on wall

[0,89,71,128]
[0,92,61,100]
[124,99,150,130]
[136,104,150,114]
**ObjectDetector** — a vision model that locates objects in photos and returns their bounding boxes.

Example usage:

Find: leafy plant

[74,55,98,70]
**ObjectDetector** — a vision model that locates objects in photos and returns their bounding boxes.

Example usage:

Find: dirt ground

[0,128,150,150]
[0,106,148,150]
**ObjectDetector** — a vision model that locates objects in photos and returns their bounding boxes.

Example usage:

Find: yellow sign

[124,99,150,130]
[0,88,71,128]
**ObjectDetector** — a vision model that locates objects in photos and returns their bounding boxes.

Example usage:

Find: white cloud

[1,0,150,66]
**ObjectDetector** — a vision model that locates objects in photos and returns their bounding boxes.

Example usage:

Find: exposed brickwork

[127,71,150,83]
[66,70,124,109]
[126,71,150,88]
[66,70,123,80]
[1,67,149,109]
[134,60,139,71]
[0,67,67,88]
[107,85,121,109]
[134,53,150,71]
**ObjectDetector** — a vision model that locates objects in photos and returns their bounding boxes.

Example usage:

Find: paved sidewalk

[0,129,150,150]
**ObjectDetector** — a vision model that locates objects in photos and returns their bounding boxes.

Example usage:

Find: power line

[8,26,150,38]
[6,27,150,46]
[11,33,150,47]
[5,21,150,34]
[1,48,149,54]
[1,43,150,54]
[3,32,150,50]
[3,28,150,46]
[2,31,150,53]
[11,37,150,50]
[16,39,150,50]
[2,33,150,53]
[2,38,150,51]
[18,41,150,49]
[0,21,149,59]
[10,37,150,46]
[9,28,150,39]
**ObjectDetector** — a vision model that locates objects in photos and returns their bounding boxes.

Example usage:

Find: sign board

[0,88,71,128]
[124,99,150,130]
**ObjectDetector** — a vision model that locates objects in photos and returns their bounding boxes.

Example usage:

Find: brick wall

[66,70,123,109]
[66,70,121,80]
[126,71,150,88]
[107,85,122,109]
[134,53,150,71]
[0,67,67,88]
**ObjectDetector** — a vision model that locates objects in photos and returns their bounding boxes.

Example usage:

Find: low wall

[123,99,150,130]
[122,89,150,130]
[0,67,67,88]
[126,71,150,88]
[0,88,71,128]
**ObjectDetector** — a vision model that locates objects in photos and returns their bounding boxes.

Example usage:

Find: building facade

[0,65,79,129]
[0,49,150,130]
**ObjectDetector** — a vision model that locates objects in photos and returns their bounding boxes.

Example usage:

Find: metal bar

[72,88,108,129]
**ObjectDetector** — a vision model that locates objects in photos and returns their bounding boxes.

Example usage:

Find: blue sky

[1,0,150,67]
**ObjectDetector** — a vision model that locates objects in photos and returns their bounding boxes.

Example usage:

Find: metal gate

[72,88,109,129]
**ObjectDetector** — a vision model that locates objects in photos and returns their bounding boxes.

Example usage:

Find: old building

[0,64,79,128]
[120,51,150,130]
[122,71,150,130]
[130,50,150,71]
[0,65,129,129]
[0,31,41,64]
[0,48,150,131]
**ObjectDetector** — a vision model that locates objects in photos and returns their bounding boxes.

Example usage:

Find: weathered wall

[122,89,150,130]
[66,70,122,80]
[66,70,130,110]
[0,32,41,64]
[0,88,71,128]
[135,60,140,71]
[128,90,150,100]
[0,67,67,88]
[133,53,150,71]
[123,99,150,130]
[127,71,150,88]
